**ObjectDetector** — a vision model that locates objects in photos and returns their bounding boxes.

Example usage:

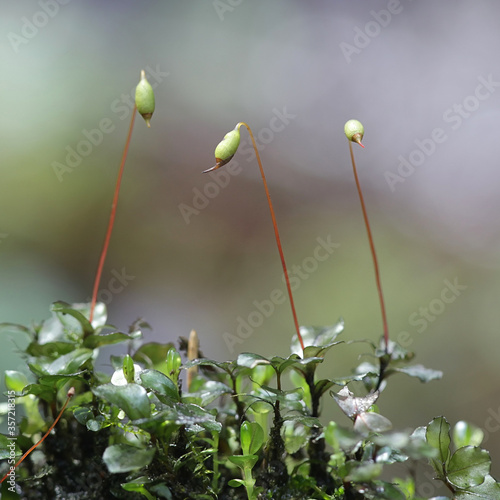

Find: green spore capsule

[344,119,364,148]
[204,125,241,173]
[135,70,155,127]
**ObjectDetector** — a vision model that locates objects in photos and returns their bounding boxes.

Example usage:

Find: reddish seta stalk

[347,131,390,351]
[0,388,75,484]
[89,105,137,323]
[205,122,305,351]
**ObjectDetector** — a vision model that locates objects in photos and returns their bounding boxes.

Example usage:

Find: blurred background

[1,0,500,490]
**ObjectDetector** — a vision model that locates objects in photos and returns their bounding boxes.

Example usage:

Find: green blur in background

[1,0,500,488]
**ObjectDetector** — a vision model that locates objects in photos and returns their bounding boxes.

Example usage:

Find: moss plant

[0,93,499,499]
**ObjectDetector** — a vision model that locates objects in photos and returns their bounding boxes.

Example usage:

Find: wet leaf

[103,443,155,473]
[140,369,180,401]
[426,416,451,476]
[93,383,151,420]
[354,412,392,434]
[332,386,379,419]
[447,446,491,488]
[393,364,442,383]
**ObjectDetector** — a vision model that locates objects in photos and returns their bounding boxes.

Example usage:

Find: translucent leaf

[111,364,143,386]
[282,420,308,454]
[93,383,151,420]
[44,348,93,375]
[103,443,155,473]
[121,477,157,500]
[369,481,407,500]
[166,349,182,374]
[290,320,344,356]
[454,474,500,499]
[447,446,491,489]
[123,355,135,384]
[269,354,304,375]
[394,364,443,383]
[453,421,484,449]
[228,454,259,470]
[140,369,180,401]
[332,386,379,419]
[284,414,321,428]
[83,331,135,349]
[0,323,31,338]
[73,406,93,426]
[426,416,451,476]
[228,478,245,488]
[375,339,414,361]
[237,352,269,369]
[375,445,408,464]
[133,342,175,371]
[26,341,76,357]
[5,370,28,393]
[354,412,392,434]
[345,460,383,481]
[51,301,94,337]
[240,421,264,456]
[314,379,336,398]
[182,380,231,406]
[174,403,221,432]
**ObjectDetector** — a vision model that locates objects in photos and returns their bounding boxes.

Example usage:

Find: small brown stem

[238,122,304,351]
[0,388,75,484]
[348,141,389,349]
[89,105,137,323]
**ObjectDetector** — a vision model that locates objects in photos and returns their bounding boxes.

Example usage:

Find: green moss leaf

[447,446,491,489]
[393,364,443,383]
[140,369,180,401]
[291,320,344,356]
[44,348,93,375]
[354,412,392,434]
[453,421,484,449]
[426,416,451,476]
[133,343,176,375]
[240,421,264,456]
[93,383,151,420]
[454,474,500,499]
[83,331,134,348]
[50,301,94,337]
[5,371,28,393]
[103,443,155,473]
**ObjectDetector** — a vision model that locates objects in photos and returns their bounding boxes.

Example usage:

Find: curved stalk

[89,105,137,323]
[205,122,305,351]
[348,140,389,350]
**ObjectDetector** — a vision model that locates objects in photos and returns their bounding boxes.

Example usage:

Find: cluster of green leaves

[0,302,498,499]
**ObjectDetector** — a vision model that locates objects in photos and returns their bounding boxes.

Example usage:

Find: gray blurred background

[1,0,500,489]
